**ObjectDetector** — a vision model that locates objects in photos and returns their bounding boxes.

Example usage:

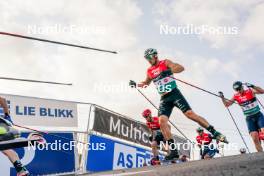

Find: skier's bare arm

[252,86,264,94]
[221,96,235,107]
[0,97,9,114]
[138,74,152,88]
[165,59,184,73]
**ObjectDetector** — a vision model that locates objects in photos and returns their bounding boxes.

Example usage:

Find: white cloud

[0,0,261,155]
[0,0,143,111]
[241,3,264,49]
[153,0,264,50]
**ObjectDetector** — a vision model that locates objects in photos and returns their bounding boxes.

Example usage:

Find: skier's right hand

[129,80,137,88]
[244,82,255,88]
[218,91,224,98]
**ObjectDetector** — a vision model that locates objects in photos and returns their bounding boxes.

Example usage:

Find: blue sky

[0,0,263,158]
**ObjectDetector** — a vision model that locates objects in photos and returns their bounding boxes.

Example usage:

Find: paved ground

[67,152,264,176]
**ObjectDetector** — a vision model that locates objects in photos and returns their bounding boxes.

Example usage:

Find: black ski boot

[17,167,30,176]
[165,148,179,161]
[207,125,228,144]
[213,131,229,144]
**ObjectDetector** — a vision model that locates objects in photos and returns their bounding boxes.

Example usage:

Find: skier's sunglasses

[233,85,242,91]
[143,115,151,118]
[145,54,155,61]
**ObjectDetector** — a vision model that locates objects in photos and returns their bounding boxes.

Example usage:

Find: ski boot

[213,131,229,144]
[164,148,179,163]
[150,157,160,165]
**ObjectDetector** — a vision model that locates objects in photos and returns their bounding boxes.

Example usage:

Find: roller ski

[160,148,179,165]
[150,158,177,166]
[150,157,161,166]
[160,158,178,165]
[161,158,178,165]
[17,167,30,176]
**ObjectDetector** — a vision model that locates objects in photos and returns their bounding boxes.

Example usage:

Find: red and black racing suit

[146,116,164,145]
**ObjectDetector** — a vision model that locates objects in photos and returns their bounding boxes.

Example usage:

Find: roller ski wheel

[150,158,161,166]
[160,158,177,165]
[17,167,30,176]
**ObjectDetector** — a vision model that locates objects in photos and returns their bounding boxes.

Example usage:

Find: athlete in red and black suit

[130,48,227,160]
[220,81,264,152]
[142,109,167,165]
[196,127,218,159]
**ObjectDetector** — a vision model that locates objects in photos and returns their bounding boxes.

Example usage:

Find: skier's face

[145,115,152,122]
[148,55,158,66]
[181,155,187,161]
[236,87,244,94]
[233,83,244,93]
[197,131,203,136]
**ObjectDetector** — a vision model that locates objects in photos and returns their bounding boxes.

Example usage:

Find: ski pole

[218,92,251,153]
[137,88,194,144]
[224,107,250,153]
[169,76,237,104]
[13,124,88,145]
[0,32,117,54]
[257,98,264,110]
[0,77,72,86]
[130,83,194,144]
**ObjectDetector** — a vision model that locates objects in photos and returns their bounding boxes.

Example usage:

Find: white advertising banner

[112,143,138,170]
[0,94,78,127]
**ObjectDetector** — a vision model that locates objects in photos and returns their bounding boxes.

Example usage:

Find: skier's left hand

[129,80,137,88]
[244,82,255,88]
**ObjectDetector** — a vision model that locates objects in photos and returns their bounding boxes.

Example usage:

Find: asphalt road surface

[69,152,264,176]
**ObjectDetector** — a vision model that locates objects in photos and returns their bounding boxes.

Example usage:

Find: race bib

[242,101,260,116]
[154,76,177,94]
